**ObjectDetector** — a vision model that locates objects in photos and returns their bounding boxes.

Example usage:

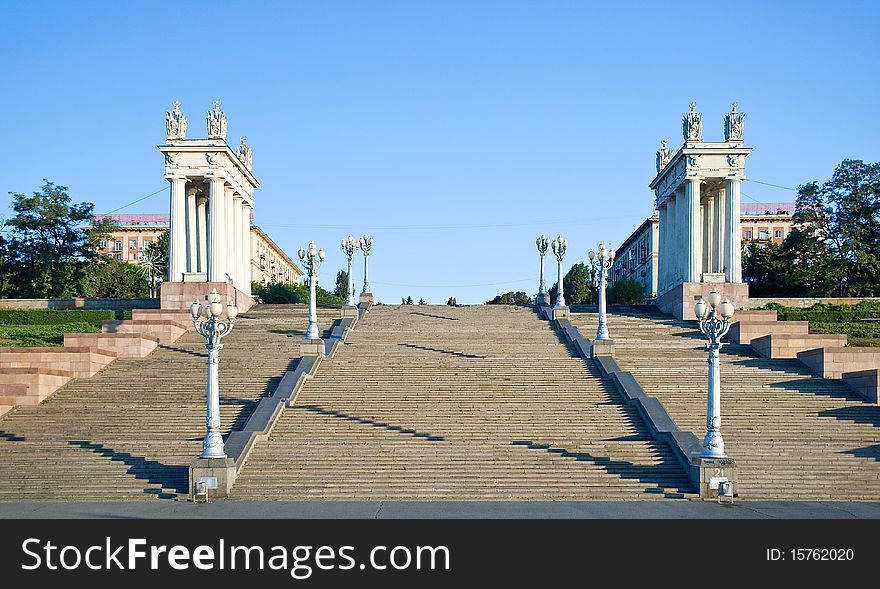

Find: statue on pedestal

[207,100,227,140]
[724,102,744,141]
[656,138,671,172]
[237,136,253,170]
[683,102,702,142]
[165,100,187,140]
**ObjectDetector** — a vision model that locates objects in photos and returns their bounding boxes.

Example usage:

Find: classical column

[240,202,252,294]
[658,202,668,293]
[207,177,226,282]
[225,187,236,286]
[666,196,677,287]
[197,196,208,274]
[685,178,702,283]
[168,176,188,282]
[702,196,713,276]
[713,187,726,274]
[186,186,198,273]
[724,179,742,282]
[232,194,243,289]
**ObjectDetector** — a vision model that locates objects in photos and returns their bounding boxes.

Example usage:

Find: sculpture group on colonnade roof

[724,102,745,142]
[165,100,187,140]
[237,136,253,171]
[683,102,702,142]
[207,99,227,140]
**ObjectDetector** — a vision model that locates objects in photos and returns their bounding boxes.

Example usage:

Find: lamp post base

[341,305,359,319]
[359,292,374,305]
[551,305,569,320]
[536,292,550,305]
[190,457,236,499]
[300,338,325,357]
[590,338,615,358]
[695,456,737,500]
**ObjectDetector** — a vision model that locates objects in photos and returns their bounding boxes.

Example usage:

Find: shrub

[251,281,344,306]
[486,291,533,306]
[607,279,647,305]
[0,309,117,326]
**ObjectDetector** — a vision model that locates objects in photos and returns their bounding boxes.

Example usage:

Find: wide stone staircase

[570,307,880,500]
[232,305,695,499]
[0,305,337,500]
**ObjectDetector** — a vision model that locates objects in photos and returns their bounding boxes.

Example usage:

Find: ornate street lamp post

[551,235,568,309]
[694,288,735,458]
[535,234,550,305]
[341,235,358,307]
[298,241,326,341]
[588,242,616,341]
[190,288,238,459]
[358,234,374,304]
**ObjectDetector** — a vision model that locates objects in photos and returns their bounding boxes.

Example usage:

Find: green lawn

[0,322,101,347]
[758,302,880,347]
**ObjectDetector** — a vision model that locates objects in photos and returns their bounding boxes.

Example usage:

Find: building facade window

[99,240,107,248]
[774,229,783,238]
[129,252,137,261]
[744,231,752,240]
[115,240,123,251]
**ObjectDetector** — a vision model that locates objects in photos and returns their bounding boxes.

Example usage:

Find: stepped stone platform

[0,346,116,379]
[63,332,159,358]
[102,319,187,345]
[232,305,695,500]
[727,319,809,345]
[751,333,848,359]
[0,368,74,406]
[569,307,880,500]
[0,305,338,500]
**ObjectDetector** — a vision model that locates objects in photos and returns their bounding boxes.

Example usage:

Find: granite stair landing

[0,305,338,500]
[569,308,880,500]
[232,305,695,499]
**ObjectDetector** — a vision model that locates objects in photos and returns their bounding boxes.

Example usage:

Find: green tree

[80,258,149,298]
[607,278,647,304]
[4,181,116,298]
[334,270,348,299]
[486,291,533,306]
[547,263,592,305]
[744,160,878,296]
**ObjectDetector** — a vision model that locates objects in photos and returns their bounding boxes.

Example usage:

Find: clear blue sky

[2,1,878,303]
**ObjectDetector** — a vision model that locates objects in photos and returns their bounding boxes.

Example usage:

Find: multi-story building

[608,215,659,298]
[609,202,796,298]
[739,202,795,247]
[93,214,302,285]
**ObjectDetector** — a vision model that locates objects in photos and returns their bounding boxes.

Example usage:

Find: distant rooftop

[94,212,254,225]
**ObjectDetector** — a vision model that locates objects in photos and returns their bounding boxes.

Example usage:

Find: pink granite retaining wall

[656,282,750,321]
[842,369,878,404]
[0,347,116,379]
[0,367,74,406]
[64,332,158,358]
[797,347,880,380]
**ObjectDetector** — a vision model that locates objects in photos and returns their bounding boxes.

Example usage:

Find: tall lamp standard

[298,241,325,343]
[190,288,238,459]
[341,235,358,316]
[551,236,568,318]
[535,234,550,305]
[358,234,374,305]
[694,288,735,458]
[588,242,616,341]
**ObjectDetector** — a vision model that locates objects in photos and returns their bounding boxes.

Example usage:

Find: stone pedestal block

[696,457,737,500]
[300,339,325,357]
[341,305,359,319]
[657,282,750,320]
[182,272,208,283]
[189,457,236,499]
[537,293,550,305]
[359,292,374,305]
[591,339,615,358]
[551,305,569,320]
[161,281,255,315]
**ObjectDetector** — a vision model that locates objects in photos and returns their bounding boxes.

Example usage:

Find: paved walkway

[1,500,878,519]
